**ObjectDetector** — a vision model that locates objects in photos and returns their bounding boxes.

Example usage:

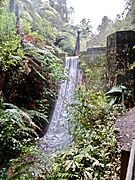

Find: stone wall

[80,47,107,63]
[106,31,135,100]
[87,47,107,62]
[80,48,107,90]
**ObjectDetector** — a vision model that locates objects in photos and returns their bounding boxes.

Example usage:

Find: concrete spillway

[39,56,79,153]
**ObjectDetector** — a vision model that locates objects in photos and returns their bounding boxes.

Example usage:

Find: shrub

[0,108,37,164]
[0,5,23,71]
[50,87,120,179]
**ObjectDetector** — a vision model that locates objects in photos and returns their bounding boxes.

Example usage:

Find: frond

[3,103,19,109]
[22,109,48,130]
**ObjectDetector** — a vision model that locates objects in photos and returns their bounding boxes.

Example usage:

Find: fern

[24,44,64,81]
[22,109,48,130]
[0,102,41,164]
[3,102,20,109]
[2,103,45,132]
[0,109,38,164]
[6,109,38,138]
[25,109,48,121]
[32,67,47,81]
[0,4,23,71]
[0,146,49,179]
[5,146,49,180]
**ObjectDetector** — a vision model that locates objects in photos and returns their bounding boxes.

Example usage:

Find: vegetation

[48,53,123,179]
[80,54,106,90]
[50,88,120,179]
[16,0,76,54]
[0,0,135,179]
[0,1,65,178]
[0,5,23,71]
[84,0,135,47]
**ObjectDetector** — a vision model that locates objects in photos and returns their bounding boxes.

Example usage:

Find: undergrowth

[48,52,124,180]
[49,86,121,179]
[0,2,64,179]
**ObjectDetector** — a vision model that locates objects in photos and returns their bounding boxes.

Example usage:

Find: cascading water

[40,56,79,153]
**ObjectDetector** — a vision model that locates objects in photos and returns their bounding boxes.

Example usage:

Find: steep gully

[39,56,80,153]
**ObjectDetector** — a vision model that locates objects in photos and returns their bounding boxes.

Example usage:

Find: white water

[40,56,79,153]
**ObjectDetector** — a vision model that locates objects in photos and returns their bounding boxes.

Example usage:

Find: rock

[115,107,135,151]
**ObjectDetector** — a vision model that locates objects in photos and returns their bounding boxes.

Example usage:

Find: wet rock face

[106,31,135,100]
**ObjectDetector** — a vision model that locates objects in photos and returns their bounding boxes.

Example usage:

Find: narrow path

[39,56,79,153]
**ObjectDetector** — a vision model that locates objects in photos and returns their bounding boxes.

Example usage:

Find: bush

[0,5,23,71]
[0,108,37,164]
[21,18,32,34]
[0,146,49,180]
[50,87,120,179]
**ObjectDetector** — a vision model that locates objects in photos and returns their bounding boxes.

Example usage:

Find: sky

[67,0,126,30]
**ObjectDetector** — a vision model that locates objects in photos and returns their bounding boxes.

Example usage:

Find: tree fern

[22,109,48,132]
[24,109,48,122]
[0,109,38,164]
[2,102,45,133]
[3,102,20,110]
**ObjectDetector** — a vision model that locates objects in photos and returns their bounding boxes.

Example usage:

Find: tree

[74,18,93,50]
[68,6,74,23]
[79,18,93,39]
[97,16,112,34]
[49,0,73,22]
[0,5,23,71]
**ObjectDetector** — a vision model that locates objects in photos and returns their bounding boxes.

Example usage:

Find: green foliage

[22,108,48,131]
[72,87,109,128]
[57,30,76,55]
[0,1,75,179]
[31,31,45,44]
[21,18,32,34]
[41,50,64,81]
[79,18,92,39]
[0,5,23,71]
[50,87,120,179]
[0,108,38,163]
[0,146,49,180]
[106,86,127,107]
[87,16,113,47]
[75,18,93,50]
[24,44,64,81]
[0,100,51,179]
[49,50,120,179]
[32,18,56,45]
[80,54,106,90]
[13,0,77,52]
[49,0,73,22]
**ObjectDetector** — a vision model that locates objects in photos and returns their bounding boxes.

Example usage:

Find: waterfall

[39,56,79,153]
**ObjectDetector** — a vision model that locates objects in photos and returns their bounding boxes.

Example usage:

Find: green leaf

[84,171,92,180]
[65,160,73,171]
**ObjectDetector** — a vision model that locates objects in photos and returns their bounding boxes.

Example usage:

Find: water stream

[39,56,79,153]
